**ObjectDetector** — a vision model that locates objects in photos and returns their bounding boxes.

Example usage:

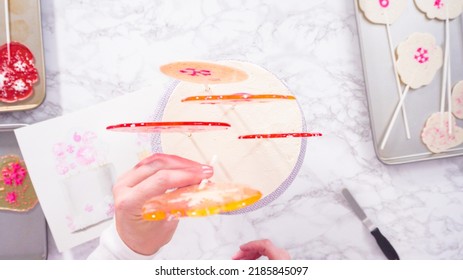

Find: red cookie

[0,42,39,103]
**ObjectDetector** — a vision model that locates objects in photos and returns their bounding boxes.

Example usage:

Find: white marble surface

[1,0,462,259]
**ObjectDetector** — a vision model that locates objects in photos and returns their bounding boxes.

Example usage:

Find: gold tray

[0,0,45,112]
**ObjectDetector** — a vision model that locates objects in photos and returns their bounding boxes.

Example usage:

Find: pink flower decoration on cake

[415,0,463,20]
[396,33,443,89]
[358,0,407,24]
[452,81,463,119]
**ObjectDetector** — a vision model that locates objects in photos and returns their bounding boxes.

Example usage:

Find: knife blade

[342,188,400,260]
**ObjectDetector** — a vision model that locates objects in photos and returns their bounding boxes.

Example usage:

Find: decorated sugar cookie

[380,33,443,149]
[415,0,463,20]
[0,42,39,103]
[0,154,38,211]
[421,112,463,153]
[142,181,262,221]
[160,61,248,85]
[415,0,463,135]
[451,81,463,119]
[358,0,407,24]
[358,0,411,139]
[396,33,443,89]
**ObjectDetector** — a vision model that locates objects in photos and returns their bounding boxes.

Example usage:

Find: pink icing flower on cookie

[415,0,463,20]
[396,33,443,89]
[5,191,17,204]
[358,0,407,24]
[2,162,27,186]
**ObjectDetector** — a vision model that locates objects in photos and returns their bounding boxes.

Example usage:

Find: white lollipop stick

[445,4,452,135]
[4,0,11,62]
[386,22,411,139]
[439,33,448,118]
[439,6,451,133]
[380,85,410,150]
[447,57,452,135]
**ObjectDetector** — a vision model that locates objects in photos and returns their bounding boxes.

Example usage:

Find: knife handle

[370,228,400,260]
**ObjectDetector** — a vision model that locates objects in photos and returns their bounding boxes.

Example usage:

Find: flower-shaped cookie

[0,155,38,211]
[0,42,39,103]
[451,80,463,119]
[421,112,463,153]
[160,61,248,85]
[358,0,407,24]
[396,33,443,89]
[415,0,463,20]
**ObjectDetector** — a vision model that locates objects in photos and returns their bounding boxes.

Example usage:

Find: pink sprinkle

[5,192,17,204]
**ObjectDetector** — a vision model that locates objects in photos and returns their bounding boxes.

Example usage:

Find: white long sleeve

[87,221,156,260]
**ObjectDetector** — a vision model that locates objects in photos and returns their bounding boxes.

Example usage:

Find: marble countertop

[2,0,462,260]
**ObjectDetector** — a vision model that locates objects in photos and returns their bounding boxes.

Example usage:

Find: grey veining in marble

[1,0,462,260]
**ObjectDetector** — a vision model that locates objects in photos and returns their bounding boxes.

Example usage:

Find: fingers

[116,153,209,190]
[114,164,213,212]
[233,239,291,260]
[134,165,213,200]
[232,250,261,260]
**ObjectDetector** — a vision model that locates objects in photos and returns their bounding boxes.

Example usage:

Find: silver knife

[342,188,400,260]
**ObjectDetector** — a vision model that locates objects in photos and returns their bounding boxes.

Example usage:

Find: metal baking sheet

[355,0,463,164]
[0,124,47,259]
[0,0,46,112]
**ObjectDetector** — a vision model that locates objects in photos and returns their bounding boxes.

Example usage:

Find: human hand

[232,239,291,260]
[112,153,213,255]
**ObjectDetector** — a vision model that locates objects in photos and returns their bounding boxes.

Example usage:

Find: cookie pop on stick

[358,0,410,139]
[415,0,463,134]
[380,33,443,150]
[1,0,39,103]
[4,0,10,60]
